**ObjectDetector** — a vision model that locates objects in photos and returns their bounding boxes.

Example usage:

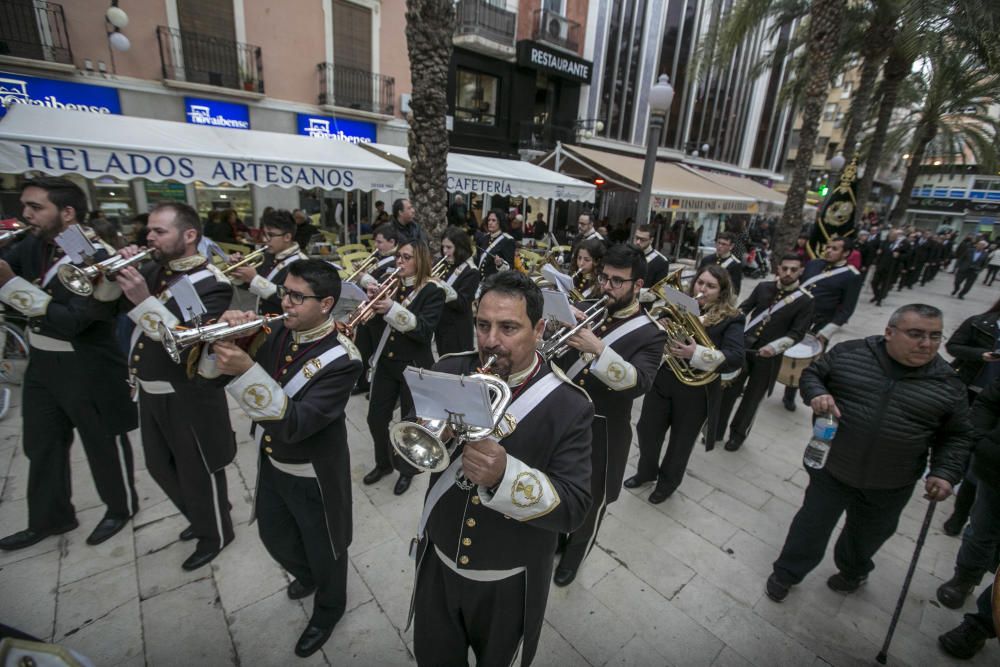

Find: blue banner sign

[184,97,250,130]
[0,71,121,119]
[296,114,376,144]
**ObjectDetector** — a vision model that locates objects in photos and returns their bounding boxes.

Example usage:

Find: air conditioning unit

[542,12,569,42]
[400,93,412,114]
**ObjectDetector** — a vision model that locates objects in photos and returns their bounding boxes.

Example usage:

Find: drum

[777,334,823,388]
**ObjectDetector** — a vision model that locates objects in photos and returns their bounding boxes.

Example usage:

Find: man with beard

[719,254,814,451]
[551,244,665,586]
[409,271,593,667]
[0,177,137,551]
[116,202,236,570]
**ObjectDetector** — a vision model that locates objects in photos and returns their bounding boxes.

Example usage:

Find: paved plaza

[1,269,998,667]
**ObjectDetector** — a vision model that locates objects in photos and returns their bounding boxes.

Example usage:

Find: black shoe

[938,619,989,659]
[623,475,653,489]
[393,474,413,496]
[0,521,79,551]
[937,573,978,609]
[826,572,867,594]
[362,467,393,486]
[86,515,130,546]
[553,566,577,587]
[766,573,791,602]
[943,513,967,537]
[179,526,196,541]
[959,295,965,300]
[295,623,334,658]
[724,437,744,452]
[782,396,796,412]
[287,579,317,600]
[181,540,230,571]
[351,383,370,396]
[649,484,673,504]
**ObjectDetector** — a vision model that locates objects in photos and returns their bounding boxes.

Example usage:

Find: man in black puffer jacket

[765,304,973,602]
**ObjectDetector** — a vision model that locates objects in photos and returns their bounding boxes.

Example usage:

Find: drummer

[717,254,815,451]
[781,237,862,411]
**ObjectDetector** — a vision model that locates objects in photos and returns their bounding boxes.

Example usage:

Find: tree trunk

[841,6,897,166]
[405,0,454,246]
[855,47,913,221]
[889,120,937,224]
[774,0,847,262]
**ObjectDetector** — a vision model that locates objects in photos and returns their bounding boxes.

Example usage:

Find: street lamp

[829,153,846,171]
[635,74,675,234]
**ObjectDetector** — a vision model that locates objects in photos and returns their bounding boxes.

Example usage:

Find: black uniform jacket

[699,253,743,295]
[801,259,861,330]
[476,231,516,280]
[738,281,814,351]
[946,310,1000,386]
[434,259,481,355]
[0,232,136,434]
[246,244,306,315]
[226,320,363,557]
[368,279,444,369]
[644,249,671,288]
[874,239,910,272]
[413,351,592,666]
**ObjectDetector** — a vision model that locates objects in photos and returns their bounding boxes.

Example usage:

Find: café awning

[363,143,595,202]
[680,165,786,211]
[0,104,406,192]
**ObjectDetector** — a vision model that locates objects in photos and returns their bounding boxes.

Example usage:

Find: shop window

[194,182,254,228]
[455,68,498,126]
[90,176,135,225]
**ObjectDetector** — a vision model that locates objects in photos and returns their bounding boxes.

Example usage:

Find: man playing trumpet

[210,260,363,658]
[228,209,307,316]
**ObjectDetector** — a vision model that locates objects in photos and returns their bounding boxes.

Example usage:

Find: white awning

[363,143,595,202]
[0,105,406,192]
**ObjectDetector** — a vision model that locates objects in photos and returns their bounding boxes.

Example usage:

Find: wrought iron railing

[317,62,395,115]
[518,121,575,152]
[455,0,516,46]
[532,9,580,53]
[156,26,264,93]
[0,0,72,65]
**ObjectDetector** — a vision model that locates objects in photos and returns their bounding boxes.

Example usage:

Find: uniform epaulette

[549,362,592,402]
[337,333,362,362]
[847,265,861,275]
[797,287,815,299]
[205,262,232,285]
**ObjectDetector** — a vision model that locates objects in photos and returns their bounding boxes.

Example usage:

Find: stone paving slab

[1,270,999,665]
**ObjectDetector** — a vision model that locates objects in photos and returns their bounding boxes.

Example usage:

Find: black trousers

[22,350,136,531]
[772,467,915,584]
[985,265,1000,286]
[719,355,778,445]
[955,479,1000,583]
[414,548,526,667]
[354,322,375,389]
[560,416,612,573]
[139,391,234,549]
[871,266,896,302]
[920,262,938,285]
[967,583,998,639]
[954,269,979,296]
[256,456,348,628]
[367,358,419,475]
[635,369,709,493]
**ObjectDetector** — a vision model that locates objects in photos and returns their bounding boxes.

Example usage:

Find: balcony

[0,0,72,66]
[518,121,575,153]
[156,26,264,94]
[317,63,395,116]
[532,9,580,54]
[454,0,516,59]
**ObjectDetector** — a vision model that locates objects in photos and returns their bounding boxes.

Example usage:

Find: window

[543,0,564,13]
[823,103,837,121]
[840,81,853,99]
[832,73,844,88]
[455,69,498,126]
[833,111,845,129]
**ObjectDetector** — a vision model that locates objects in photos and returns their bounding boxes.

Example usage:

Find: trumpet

[389,354,514,472]
[58,248,154,297]
[431,257,451,279]
[0,225,30,244]
[341,269,400,337]
[345,251,379,283]
[159,313,288,364]
[539,295,610,360]
[648,295,719,386]
[222,247,267,275]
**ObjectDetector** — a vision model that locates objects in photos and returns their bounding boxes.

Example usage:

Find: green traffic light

[818,184,829,197]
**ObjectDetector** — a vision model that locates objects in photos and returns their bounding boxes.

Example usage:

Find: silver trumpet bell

[57,248,153,297]
[538,294,610,360]
[159,313,287,363]
[389,354,514,473]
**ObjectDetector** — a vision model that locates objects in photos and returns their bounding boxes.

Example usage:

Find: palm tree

[405,0,455,242]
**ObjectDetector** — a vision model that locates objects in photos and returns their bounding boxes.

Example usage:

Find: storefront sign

[0,71,120,119]
[516,41,592,83]
[969,201,1000,214]
[909,197,967,213]
[144,181,188,202]
[296,114,376,144]
[448,176,514,195]
[184,97,250,130]
[653,195,757,214]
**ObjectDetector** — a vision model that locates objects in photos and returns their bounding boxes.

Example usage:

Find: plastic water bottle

[804,414,837,469]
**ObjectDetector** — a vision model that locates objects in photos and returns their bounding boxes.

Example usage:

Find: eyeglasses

[596,273,636,289]
[398,253,415,261]
[889,326,943,343]
[276,285,323,306]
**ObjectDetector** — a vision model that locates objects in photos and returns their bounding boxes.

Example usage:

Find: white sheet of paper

[542,264,575,294]
[170,276,207,323]
[660,285,701,316]
[333,281,367,322]
[55,226,96,263]
[403,366,494,429]
[542,289,576,325]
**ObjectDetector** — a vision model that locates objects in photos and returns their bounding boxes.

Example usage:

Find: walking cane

[876,499,937,664]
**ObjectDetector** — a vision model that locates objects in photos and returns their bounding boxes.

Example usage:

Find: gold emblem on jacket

[512,472,543,507]
[9,291,33,310]
[244,384,272,409]
[302,358,323,379]
[608,361,626,382]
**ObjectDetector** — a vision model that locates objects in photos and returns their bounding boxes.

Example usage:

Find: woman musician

[571,239,605,301]
[625,264,745,503]
[362,239,444,496]
[434,226,481,356]
[476,209,516,281]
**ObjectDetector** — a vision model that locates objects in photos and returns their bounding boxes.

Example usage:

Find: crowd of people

[0,176,997,664]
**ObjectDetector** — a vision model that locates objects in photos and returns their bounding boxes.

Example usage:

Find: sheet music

[403,366,494,429]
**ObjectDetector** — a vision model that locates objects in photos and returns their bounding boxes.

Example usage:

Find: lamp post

[635,74,675,236]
